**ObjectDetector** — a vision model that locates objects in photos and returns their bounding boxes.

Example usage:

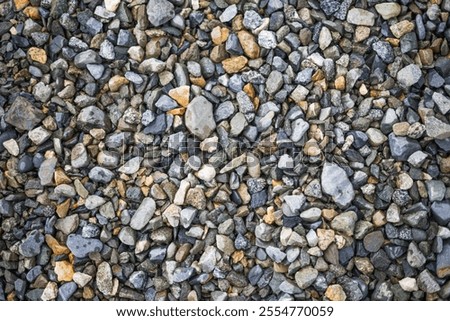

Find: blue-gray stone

[57,282,77,301]
[388,133,421,161]
[66,234,103,258]
[19,230,44,257]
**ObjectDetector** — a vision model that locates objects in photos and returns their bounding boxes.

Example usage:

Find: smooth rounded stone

[97,262,113,296]
[346,8,375,26]
[426,180,445,202]
[118,157,142,175]
[407,242,426,268]
[436,241,450,278]
[388,134,421,161]
[185,96,216,140]
[321,163,355,208]
[230,112,247,136]
[214,101,235,121]
[66,234,103,258]
[375,3,401,19]
[130,198,156,230]
[431,201,450,225]
[28,127,50,146]
[85,195,106,210]
[54,184,76,197]
[363,231,384,253]
[291,118,310,142]
[266,70,283,95]
[366,128,387,146]
[300,208,322,223]
[258,30,277,49]
[19,230,44,257]
[196,164,216,182]
[397,64,422,87]
[295,266,318,289]
[97,150,120,168]
[88,166,115,184]
[70,143,89,168]
[266,246,286,263]
[399,277,418,292]
[57,282,77,301]
[77,106,111,132]
[331,211,358,236]
[219,4,237,22]
[319,27,332,50]
[147,0,174,27]
[417,270,441,293]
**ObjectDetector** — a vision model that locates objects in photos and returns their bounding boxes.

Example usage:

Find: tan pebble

[325,284,346,301]
[397,172,413,190]
[168,85,190,107]
[237,30,260,59]
[45,235,70,255]
[390,20,415,38]
[54,168,72,185]
[304,139,321,156]
[354,26,370,42]
[335,76,345,90]
[108,75,129,92]
[14,0,29,10]
[439,156,450,174]
[55,261,74,282]
[28,47,47,64]
[322,209,337,221]
[222,56,248,74]
[392,122,410,136]
[23,6,40,19]
[41,282,58,301]
[419,49,434,66]
[372,210,387,227]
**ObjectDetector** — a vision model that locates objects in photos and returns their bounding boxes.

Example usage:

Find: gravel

[1,0,450,303]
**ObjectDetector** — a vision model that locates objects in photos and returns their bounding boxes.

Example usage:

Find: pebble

[346,8,375,26]
[147,0,174,27]
[375,3,401,20]
[130,198,156,230]
[66,235,103,258]
[185,96,216,140]
[321,163,355,208]
[97,262,114,296]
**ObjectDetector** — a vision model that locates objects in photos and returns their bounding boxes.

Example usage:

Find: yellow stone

[28,47,47,64]
[390,20,415,38]
[304,139,321,157]
[168,86,190,107]
[190,76,206,87]
[54,168,71,185]
[108,75,128,92]
[23,6,40,19]
[211,26,229,45]
[222,56,248,74]
[440,156,450,174]
[322,209,337,221]
[354,26,370,42]
[55,261,74,282]
[167,107,186,116]
[231,250,244,263]
[45,235,70,255]
[334,76,345,91]
[325,284,347,301]
[14,0,29,10]
[317,228,335,251]
[237,31,260,59]
[56,198,71,218]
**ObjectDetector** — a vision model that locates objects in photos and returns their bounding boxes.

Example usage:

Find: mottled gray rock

[67,235,103,258]
[331,211,358,236]
[19,231,44,257]
[388,134,421,161]
[130,198,156,230]
[397,64,422,87]
[295,267,318,289]
[147,0,175,27]
[97,262,113,295]
[77,106,111,132]
[321,163,355,208]
[185,96,216,140]
[4,96,45,131]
